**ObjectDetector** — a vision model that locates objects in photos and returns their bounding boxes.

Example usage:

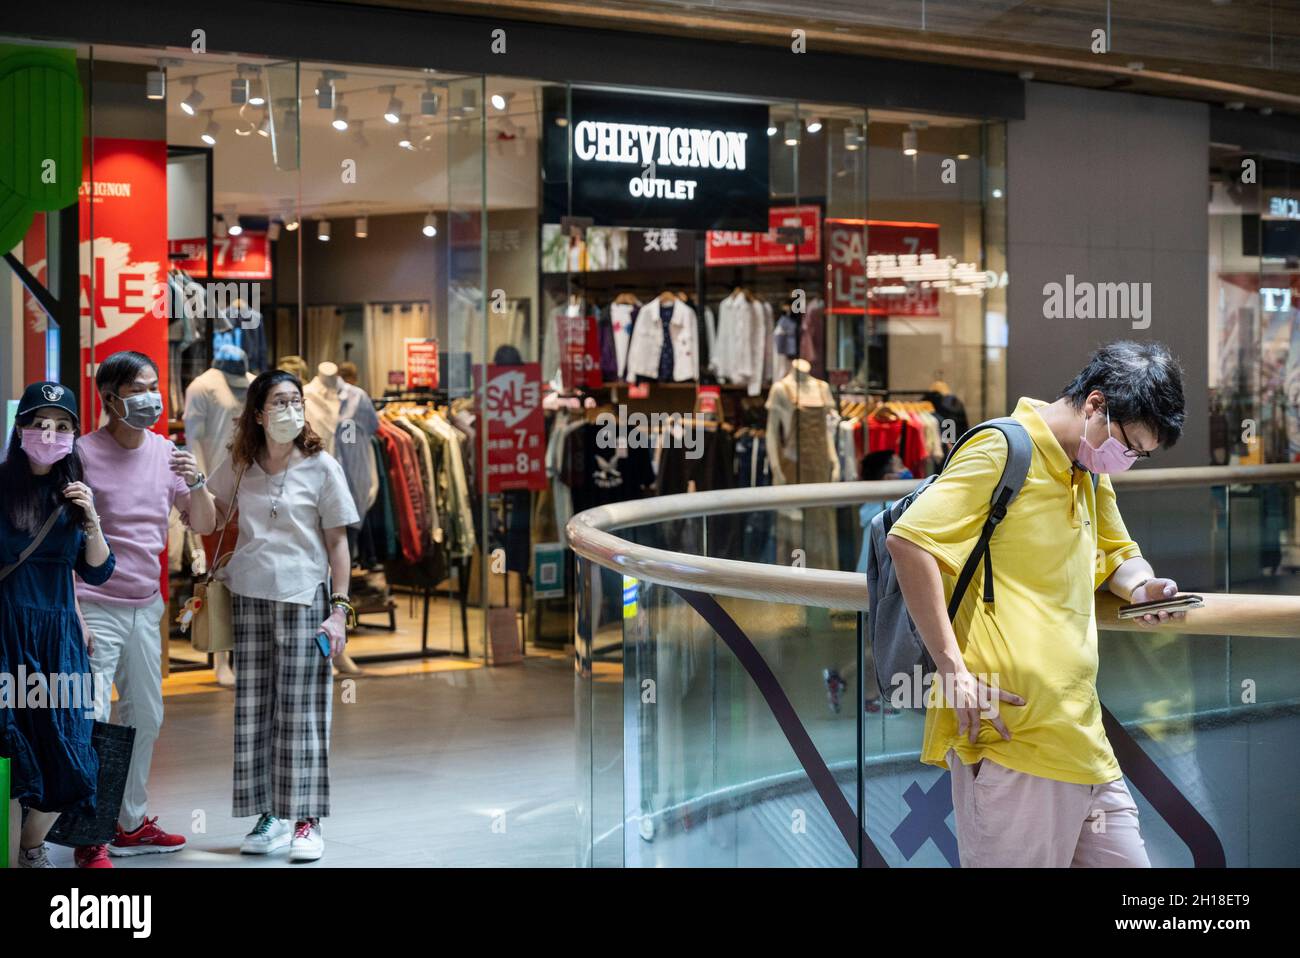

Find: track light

[381,87,402,124]
[355,216,368,239]
[783,120,800,146]
[228,215,243,237]
[398,123,414,150]
[491,91,514,112]
[248,79,266,107]
[332,100,349,132]
[231,77,249,105]
[554,116,568,127]
[317,219,331,242]
[283,213,299,231]
[421,88,441,117]
[180,80,204,116]
[902,130,918,156]
[805,116,823,134]
[257,114,270,138]
[766,125,777,137]
[146,62,166,100]
[200,113,219,145]
[316,74,335,109]
[422,212,438,238]
[957,152,971,160]
[844,124,862,151]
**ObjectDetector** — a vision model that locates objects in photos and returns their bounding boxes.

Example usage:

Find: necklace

[267,455,292,520]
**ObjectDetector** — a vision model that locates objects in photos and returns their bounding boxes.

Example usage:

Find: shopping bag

[45,721,136,848]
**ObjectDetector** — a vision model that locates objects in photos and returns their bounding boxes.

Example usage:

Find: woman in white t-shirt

[199,370,359,863]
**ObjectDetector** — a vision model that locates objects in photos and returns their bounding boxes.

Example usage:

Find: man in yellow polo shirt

[887,341,1187,867]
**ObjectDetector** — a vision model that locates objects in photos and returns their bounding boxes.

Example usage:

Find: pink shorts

[946,748,1151,868]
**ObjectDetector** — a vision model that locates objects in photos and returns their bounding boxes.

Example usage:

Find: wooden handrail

[1096,592,1300,639]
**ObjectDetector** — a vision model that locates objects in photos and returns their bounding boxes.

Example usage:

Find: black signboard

[543,87,770,232]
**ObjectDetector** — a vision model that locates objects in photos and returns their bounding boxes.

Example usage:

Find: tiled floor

[43,654,578,868]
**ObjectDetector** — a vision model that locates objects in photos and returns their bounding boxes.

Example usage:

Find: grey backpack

[864,418,1034,709]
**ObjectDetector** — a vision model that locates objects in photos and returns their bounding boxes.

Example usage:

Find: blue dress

[0,497,115,814]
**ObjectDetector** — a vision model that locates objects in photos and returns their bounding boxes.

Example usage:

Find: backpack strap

[942,418,1033,620]
[0,509,61,586]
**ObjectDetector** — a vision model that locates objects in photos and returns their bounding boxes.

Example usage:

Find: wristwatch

[186,471,207,491]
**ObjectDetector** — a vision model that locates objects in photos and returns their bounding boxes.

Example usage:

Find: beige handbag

[179,466,245,654]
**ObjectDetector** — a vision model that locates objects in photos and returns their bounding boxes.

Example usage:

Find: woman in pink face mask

[0,381,115,869]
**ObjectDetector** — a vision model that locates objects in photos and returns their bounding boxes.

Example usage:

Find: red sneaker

[109,816,187,857]
[74,845,114,868]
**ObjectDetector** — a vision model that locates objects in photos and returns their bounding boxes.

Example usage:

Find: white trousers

[83,596,166,831]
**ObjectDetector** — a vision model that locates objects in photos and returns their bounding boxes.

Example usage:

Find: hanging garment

[712,292,767,395]
[626,298,699,383]
[800,297,826,379]
[608,301,637,380]
[766,376,839,569]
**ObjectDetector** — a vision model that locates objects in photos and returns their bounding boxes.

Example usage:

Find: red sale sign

[79,138,170,430]
[826,219,940,317]
[483,363,546,492]
[705,205,821,267]
[556,309,601,391]
[169,232,273,280]
[404,338,439,390]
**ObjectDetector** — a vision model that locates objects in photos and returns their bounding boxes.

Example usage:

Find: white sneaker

[18,843,55,868]
[240,813,291,854]
[288,819,324,862]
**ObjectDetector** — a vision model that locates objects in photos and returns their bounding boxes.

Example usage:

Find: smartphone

[1117,594,1203,620]
[315,632,332,658]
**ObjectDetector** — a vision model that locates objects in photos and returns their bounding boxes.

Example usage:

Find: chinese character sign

[405,338,439,390]
[484,363,546,492]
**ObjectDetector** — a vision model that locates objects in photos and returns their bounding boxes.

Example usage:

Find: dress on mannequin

[184,346,255,476]
[765,359,839,570]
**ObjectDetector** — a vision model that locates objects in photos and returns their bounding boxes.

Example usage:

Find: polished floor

[42,653,578,868]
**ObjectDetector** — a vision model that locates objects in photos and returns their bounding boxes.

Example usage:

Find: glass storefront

[0,36,1011,668]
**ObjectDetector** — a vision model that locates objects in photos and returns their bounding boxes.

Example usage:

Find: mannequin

[277,354,310,383]
[765,359,839,570]
[304,361,343,456]
[183,345,255,689]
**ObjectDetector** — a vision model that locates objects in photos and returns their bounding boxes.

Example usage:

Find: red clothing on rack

[377,420,424,563]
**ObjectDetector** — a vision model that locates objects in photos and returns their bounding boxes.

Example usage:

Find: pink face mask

[21,428,74,466]
[1075,405,1135,474]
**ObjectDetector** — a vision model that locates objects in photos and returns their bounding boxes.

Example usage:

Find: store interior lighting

[783,120,800,146]
[398,123,414,150]
[805,116,823,134]
[332,99,349,132]
[903,129,918,156]
[766,124,777,137]
[316,74,335,109]
[180,80,204,116]
[420,87,441,117]
[227,212,243,236]
[355,215,368,239]
[383,87,403,124]
[957,152,971,160]
[317,219,331,241]
[146,62,166,100]
[460,87,478,114]
[247,77,266,107]
[231,76,249,105]
[200,113,219,145]
[257,114,270,138]
[422,212,438,238]
[844,124,862,151]
[283,212,299,231]
[491,91,514,112]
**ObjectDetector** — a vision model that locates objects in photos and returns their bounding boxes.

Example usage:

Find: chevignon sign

[543,88,770,231]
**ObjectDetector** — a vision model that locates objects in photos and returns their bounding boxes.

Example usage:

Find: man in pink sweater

[74,351,217,866]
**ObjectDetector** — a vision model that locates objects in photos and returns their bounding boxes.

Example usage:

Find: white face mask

[265,407,305,444]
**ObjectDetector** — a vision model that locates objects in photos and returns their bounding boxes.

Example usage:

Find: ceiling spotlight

[805,117,823,134]
[398,123,414,150]
[421,87,441,117]
[957,152,971,160]
[491,91,514,112]
[844,124,862,151]
[992,187,1004,199]
[267,220,282,241]
[355,216,368,239]
[332,100,349,132]
[180,80,204,116]
[383,87,403,124]
[146,62,166,100]
[248,79,266,107]
[231,77,249,105]
[228,214,243,237]
[283,212,299,231]
[200,113,219,145]
[257,114,270,138]
[316,73,336,109]
[422,212,438,238]
[460,87,478,115]
[767,125,777,137]
[317,219,331,242]
[784,120,800,146]
[554,115,568,127]
[903,130,918,156]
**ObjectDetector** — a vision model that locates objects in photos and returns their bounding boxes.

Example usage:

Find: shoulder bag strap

[205,464,247,584]
[0,509,62,585]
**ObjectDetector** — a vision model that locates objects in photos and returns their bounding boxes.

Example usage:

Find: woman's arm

[320,524,352,656]
[63,481,110,568]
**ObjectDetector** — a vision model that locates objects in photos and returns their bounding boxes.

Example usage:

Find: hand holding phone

[1116,593,1203,620]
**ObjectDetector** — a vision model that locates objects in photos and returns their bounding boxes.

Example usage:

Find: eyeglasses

[1115,421,1152,459]
[265,397,304,413]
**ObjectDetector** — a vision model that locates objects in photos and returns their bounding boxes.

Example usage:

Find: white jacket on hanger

[626,298,699,383]
[608,301,638,379]
[712,291,770,396]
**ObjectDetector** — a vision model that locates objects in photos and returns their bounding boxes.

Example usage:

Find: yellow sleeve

[1094,473,1142,589]
[886,431,1006,577]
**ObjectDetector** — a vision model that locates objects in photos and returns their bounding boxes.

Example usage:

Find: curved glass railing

[570,464,1300,867]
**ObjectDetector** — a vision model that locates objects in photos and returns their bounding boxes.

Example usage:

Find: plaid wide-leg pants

[231,585,332,820]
